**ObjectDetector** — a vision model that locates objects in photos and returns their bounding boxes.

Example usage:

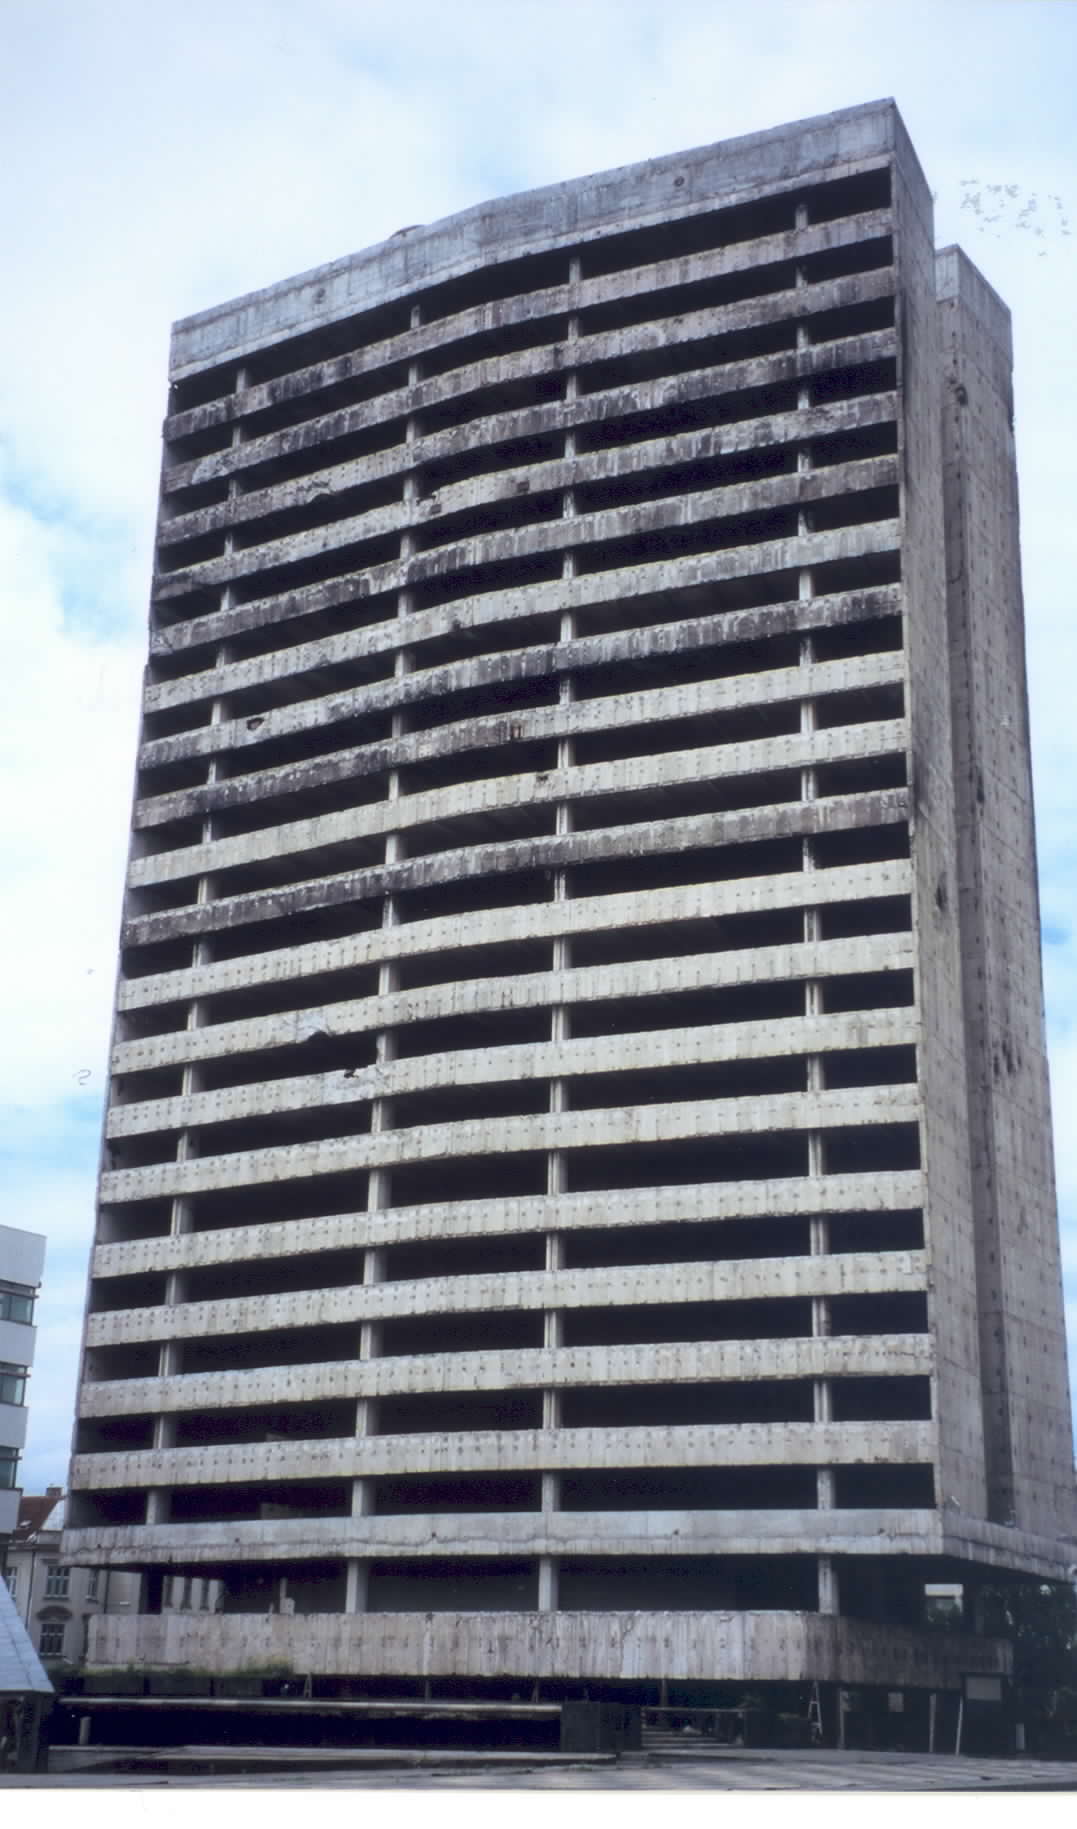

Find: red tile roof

[13,1493,62,1540]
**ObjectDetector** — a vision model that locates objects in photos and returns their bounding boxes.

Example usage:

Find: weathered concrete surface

[166,99,901,376]
[85,1608,1009,1688]
[65,102,1077,1693]
[938,246,1075,1536]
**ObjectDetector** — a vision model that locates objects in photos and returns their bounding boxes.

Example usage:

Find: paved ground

[4,1746,1077,1788]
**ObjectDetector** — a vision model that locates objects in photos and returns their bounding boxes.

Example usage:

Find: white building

[5,1490,139,1669]
[0,1224,44,1539]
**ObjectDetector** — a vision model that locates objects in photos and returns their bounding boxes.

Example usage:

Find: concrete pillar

[538,1555,559,1611]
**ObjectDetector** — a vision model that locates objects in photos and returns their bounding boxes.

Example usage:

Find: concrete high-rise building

[64,100,1076,1728]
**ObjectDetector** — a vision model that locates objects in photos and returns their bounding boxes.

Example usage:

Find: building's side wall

[890,128,989,1520]
[937,247,1075,1535]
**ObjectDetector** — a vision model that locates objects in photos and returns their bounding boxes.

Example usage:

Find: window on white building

[43,1563,70,1599]
[3,1568,15,1602]
[38,1621,65,1658]
[0,1363,27,1406]
[86,1568,100,1601]
[0,1283,35,1325]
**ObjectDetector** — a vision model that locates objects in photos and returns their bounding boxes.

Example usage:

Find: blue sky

[3,0,1077,1489]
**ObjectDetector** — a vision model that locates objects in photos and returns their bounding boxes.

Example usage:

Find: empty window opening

[176,1097,373,1155]
[583,190,796,281]
[415,610,562,675]
[185,1171,368,1236]
[181,1322,360,1374]
[806,294,896,349]
[560,1465,818,1511]
[203,961,379,1025]
[172,1401,358,1446]
[422,427,566,495]
[567,1054,807,1113]
[828,1209,924,1253]
[392,1077,549,1130]
[396,936,551,993]
[575,505,799,581]
[197,1031,378,1095]
[574,632,800,702]
[823,1044,917,1090]
[808,354,897,409]
[196,832,386,902]
[120,935,199,982]
[379,1309,544,1358]
[395,867,552,927]
[566,1134,809,1196]
[574,441,794,522]
[810,414,898,468]
[82,1341,162,1383]
[375,1390,544,1436]
[577,312,798,396]
[810,566,901,624]
[367,1557,538,1612]
[75,1415,157,1454]
[571,835,805,903]
[572,569,800,642]
[562,1295,813,1348]
[382,1232,546,1283]
[570,980,806,1042]
[89,1272,168,1314]
[830,1376,931,1422]
[799,169,892,223]
[829,1290,928,1336]
[391,1007,550,1062]
[411,488,565,554]
[373,1474,541,1515]
[169,1481,352,1523]
[572,769,804,836]
[207,768,390,844]
[575,378,802,459]
[560,1379,815,1429]
[183,1249,364,1305]
[404,800,558,862]
[573,698,802,769]
[824,1123,920,1176]
[808,484,899,536]
[815,752,907,799]
[407,672,560,736]
[832,1464,935,1508]
[563,1214,811,1271]
[94,1202,172,1246]
[570,907,804,970]
[817,899,912,943]
[65,1489,148,1528]
[813,822,910,871]
[196,893,384,966]
[556,1554,817,1611]
[801,236,893,285]
[366,1116,530,1206]
[819,973,910,1016]
[401,738,558,796]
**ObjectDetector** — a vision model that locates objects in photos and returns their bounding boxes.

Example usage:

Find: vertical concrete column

[539,257,582,1578]
[795,212,834,1525]
[347,315,422,1609]
[148,367,248,1527]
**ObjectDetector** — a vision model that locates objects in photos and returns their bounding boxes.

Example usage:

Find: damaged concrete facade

[65,101,1075,1702]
